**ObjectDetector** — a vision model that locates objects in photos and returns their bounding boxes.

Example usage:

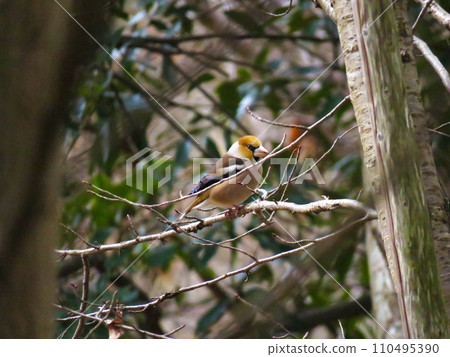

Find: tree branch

[119,33,338,46]
[56,199,376,256]
[413,35,450,92]
[312,0,336,21]
[414,0,450,31]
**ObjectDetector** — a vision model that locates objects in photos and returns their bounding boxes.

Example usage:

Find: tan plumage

[180,136,269,218]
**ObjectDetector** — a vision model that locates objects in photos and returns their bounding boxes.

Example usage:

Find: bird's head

[229,135,269,162]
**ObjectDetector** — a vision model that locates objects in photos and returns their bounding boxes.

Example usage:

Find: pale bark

[332,0,448,338]
[366,222,403,338]
[393,0,450,316]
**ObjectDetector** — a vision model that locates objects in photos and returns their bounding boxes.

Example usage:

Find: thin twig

[413,0,450,31]
[85,95,349,212]
[56,304,171,339]
[235,293,298,338]
[218,222,269,245]
[268,125,358,196]
[272,213,371,246]
[428,128,450,139]
[164,324,186,337]
[434,121,450,131]
[85,291,119,339]
[60,223,99,249]
[169,58,250,133]
[411,0,433,31]
[263,0,293,17]
[72,255,90,338]
[247,107,308,129]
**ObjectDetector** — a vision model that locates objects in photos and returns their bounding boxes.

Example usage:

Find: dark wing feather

[189,156,247,194]
[189,175,221,194]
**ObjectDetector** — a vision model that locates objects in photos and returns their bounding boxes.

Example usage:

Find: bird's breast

[209,166,262,208]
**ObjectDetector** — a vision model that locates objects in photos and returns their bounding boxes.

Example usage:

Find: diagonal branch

[414,0,450,31]
[413,35,450,92]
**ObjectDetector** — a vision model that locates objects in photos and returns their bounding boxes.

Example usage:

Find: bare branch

[414,0,450,31]
[267,124,358,197]
[72,255,90,339]
[106,95,350,211]
[117,229,349,312]
[56,304,171,339]
[434,121,450,131]
[273,213,372,246]
[60,223,99,250]
[248,95,350,129]
[235,293,298,338]
[247,107,308,129]
[312,0,336,22]
[428,128,450,139]
[411,0,433,31]
[263,0,293,17]
[413,36,450,92]
[119,33,338,46]
[56,198,375,256]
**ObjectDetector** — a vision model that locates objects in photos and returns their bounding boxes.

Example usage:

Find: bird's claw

[225,205,244,220]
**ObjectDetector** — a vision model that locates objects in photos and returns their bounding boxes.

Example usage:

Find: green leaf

[175,140,191,166]
[205,137,221,158]
[188,73,215,92]
[215,81,241,118]
[255,48,269,66]
[237,68,251,83]
[145,244,177,271]
[288,9,304,33]
[334,242,356,282]
[225,10,262,33]
[162,56,177,85]
[264,90,283,115]
[251,264,274,285]
[91,227,114,245]
[195,299,229,337]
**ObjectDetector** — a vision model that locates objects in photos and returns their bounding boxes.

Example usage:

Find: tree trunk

[333,0,449,338]
[0,0,104,338]
[393,0,450,316]
[366,221,403,338]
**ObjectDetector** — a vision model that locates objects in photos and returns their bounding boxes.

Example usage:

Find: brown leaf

[106,311,124,339]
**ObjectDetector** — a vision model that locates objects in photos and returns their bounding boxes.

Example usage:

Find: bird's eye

[247,145,256,152]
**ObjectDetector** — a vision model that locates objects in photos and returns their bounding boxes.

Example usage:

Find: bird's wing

[189,154,248,195]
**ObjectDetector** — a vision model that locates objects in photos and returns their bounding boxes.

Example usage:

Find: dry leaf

[106,311,124,339]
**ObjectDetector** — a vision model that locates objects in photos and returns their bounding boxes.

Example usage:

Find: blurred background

[47,0,449,338]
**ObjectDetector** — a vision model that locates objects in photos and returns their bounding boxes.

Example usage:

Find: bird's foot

[225,205,244,220]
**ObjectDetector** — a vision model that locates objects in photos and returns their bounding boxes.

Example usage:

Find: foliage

[57,0,449,339]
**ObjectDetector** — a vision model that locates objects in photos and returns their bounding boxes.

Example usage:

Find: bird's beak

[254,145,269,158]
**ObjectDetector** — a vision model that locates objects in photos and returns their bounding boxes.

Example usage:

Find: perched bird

[180,135,269,219]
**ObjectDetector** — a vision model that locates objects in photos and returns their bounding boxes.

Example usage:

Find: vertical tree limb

[333,0,448,338]
[366,222,403,338]
[394,0,450,315]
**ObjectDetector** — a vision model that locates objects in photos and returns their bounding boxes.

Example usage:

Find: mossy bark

[333,0,449,338]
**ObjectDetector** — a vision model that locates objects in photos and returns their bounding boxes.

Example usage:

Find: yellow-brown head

[229,135,269,161]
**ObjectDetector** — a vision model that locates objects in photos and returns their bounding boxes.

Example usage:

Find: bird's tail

[177,193,209,221]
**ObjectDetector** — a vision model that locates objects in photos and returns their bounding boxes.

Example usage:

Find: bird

[179,135,269,219]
